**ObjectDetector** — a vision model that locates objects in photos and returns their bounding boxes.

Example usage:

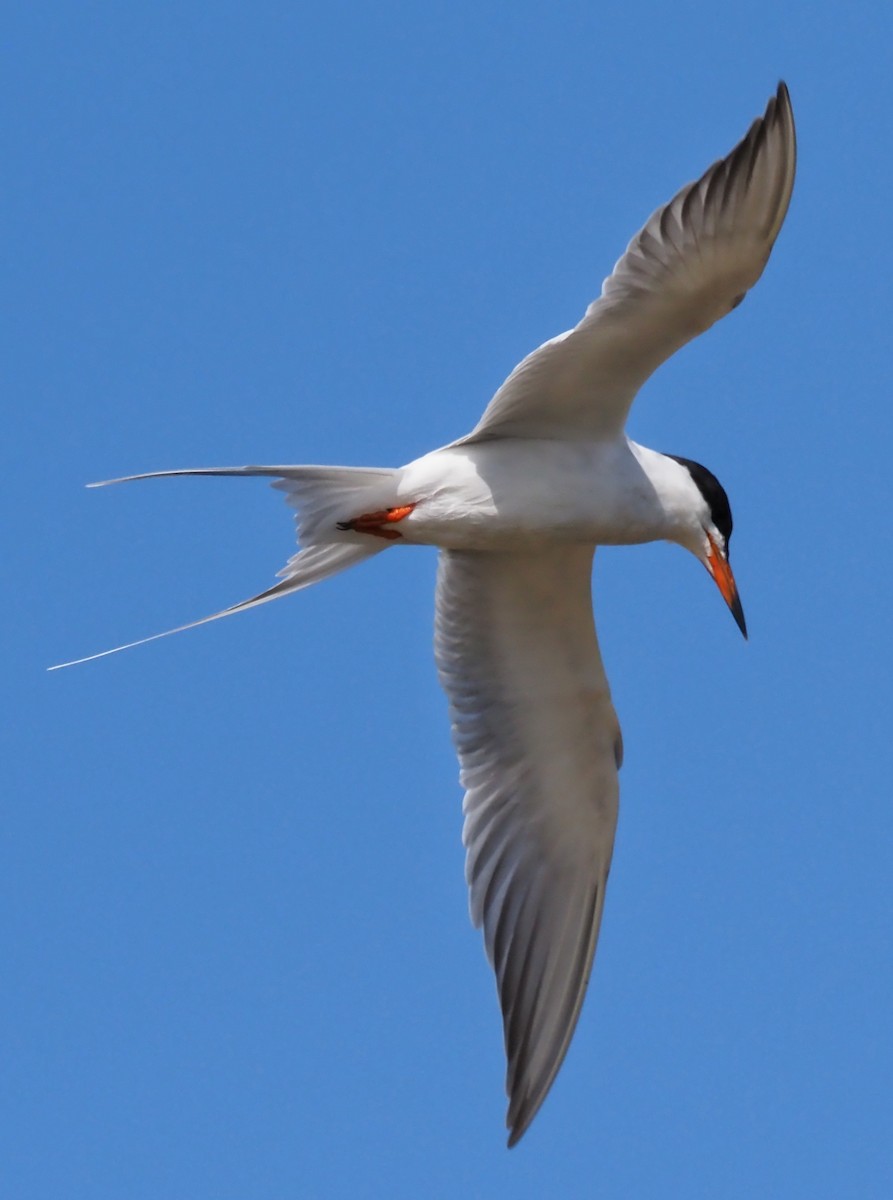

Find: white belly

[394,439,669,550]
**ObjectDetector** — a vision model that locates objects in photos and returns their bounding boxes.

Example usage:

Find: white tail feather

[51,464,400,669]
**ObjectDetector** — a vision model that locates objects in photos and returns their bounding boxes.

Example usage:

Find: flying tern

[54,84,796,1145]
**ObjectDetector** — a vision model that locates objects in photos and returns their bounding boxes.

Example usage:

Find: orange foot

[337,503,417,541]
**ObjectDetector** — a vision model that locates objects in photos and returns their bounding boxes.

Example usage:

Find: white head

[663,454,747,638]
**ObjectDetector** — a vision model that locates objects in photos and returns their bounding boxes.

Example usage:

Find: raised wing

[462,83,796,444]
[434,546,621,1145]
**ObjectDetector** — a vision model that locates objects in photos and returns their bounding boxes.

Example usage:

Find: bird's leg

[337,503,417,541]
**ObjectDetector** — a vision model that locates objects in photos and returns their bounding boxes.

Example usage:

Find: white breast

[395,439,674,551]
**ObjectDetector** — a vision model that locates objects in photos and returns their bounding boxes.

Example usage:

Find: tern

[54,84,796,1145]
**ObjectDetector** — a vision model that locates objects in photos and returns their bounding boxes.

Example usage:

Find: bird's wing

[434,546,621,1145]
[461,83,796,445]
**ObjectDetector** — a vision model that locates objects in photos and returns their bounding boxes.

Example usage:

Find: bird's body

[55,84,797,1145]
[385,439,697,551]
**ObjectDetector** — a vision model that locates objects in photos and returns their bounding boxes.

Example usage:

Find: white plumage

[53,84,796,1146]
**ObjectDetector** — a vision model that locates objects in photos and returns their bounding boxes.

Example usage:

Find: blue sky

[6,2,893,1196]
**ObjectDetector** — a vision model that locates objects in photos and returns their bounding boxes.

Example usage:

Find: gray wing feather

[435,547,620,1145]
[462,83,796,444]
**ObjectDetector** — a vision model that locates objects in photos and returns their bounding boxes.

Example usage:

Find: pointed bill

[706,533,747,639]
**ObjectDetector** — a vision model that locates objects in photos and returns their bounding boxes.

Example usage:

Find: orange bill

[706,532,747,638]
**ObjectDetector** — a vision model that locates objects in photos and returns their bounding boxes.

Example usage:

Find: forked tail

[49,463,401,669]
